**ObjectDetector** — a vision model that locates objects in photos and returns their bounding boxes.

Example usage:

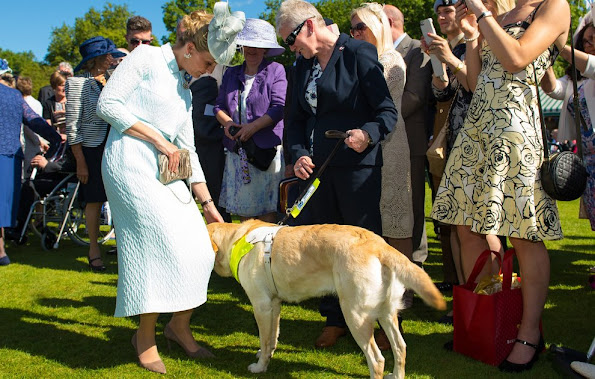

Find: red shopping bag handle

[499,249,516,292]
[466,249,517,292]
[466,249,501,285]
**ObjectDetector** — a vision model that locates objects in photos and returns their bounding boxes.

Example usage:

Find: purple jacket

[214,59,286,151]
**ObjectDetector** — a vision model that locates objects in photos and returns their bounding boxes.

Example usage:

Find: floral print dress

[431,18,563,241]
[568,84,595,231]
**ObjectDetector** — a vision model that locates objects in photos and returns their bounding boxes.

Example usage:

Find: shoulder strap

[569,21,585,158]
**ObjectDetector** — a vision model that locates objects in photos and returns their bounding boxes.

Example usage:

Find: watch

[367,134,373,146]
[476,10,493,23]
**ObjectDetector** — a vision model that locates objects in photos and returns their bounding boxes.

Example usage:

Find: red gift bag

[453,249,523,366]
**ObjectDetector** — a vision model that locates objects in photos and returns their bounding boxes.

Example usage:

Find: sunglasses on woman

[350,22,367,37]
[285,18,310,46]
[130,38,152,46]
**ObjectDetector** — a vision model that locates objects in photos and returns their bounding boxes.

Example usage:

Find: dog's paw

[248,363,267,373]
[384,374,402,379]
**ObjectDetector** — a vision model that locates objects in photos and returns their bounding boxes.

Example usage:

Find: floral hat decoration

[0,59,12,75]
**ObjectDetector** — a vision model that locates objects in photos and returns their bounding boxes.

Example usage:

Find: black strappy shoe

[498,336,545,373]
[88,256,106,272]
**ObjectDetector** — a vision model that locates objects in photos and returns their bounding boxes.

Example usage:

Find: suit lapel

[396,34,412,59]
[314,34,347,116]
[296,59,314,116]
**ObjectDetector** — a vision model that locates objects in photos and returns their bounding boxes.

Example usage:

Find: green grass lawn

[1,185,593,378]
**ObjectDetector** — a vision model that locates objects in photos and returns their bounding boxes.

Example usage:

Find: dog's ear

[206,223,219,253]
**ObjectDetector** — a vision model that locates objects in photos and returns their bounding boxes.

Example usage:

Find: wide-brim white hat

[236,18,285,57]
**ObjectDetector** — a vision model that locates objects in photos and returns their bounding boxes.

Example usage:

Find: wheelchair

[18,166,115,251]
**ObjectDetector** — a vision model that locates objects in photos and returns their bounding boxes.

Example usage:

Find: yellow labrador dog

[207,220,446,379]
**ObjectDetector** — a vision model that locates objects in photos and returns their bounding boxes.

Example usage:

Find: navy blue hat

[74,36,127,72]
[434,0,459,13]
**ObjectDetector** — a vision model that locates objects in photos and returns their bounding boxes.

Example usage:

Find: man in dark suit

[384,5,432,275]
[190,65,231,222]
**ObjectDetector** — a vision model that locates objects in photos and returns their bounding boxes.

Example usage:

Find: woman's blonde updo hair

[351,3,393,56]
[276,0,325,35]
[177,10,213,52]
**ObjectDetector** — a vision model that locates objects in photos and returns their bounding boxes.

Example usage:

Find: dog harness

[229,226,286,294]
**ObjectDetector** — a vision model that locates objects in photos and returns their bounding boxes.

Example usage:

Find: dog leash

[278,130,349,225]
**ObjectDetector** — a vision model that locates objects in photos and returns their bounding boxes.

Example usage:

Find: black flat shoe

[438,314,453,325]
[444,340,453,351]
[435,282,454,292]
[498,337,545,373]
[88,256,106,272]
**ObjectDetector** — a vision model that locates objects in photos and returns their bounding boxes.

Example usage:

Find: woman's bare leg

[504,238,549,364]
[85,202,103,266]
[136,313,161,364]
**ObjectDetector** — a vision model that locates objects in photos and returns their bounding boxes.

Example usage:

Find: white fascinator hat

[208,2,246,65]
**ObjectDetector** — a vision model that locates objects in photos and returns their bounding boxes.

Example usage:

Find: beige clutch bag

[158,149,192,184]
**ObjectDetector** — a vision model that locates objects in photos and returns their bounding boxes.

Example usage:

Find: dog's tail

[381,248,447,311]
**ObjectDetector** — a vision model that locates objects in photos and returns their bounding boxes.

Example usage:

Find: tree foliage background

[0,49,54,99]
[161,0,217,44]
[45,3,135,66]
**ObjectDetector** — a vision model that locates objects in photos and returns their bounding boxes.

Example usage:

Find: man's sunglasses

[285,18,310,46]
[130,38,152,46]
[350,22,367,36]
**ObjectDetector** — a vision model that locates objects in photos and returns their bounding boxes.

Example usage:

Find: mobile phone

[420,18,447,82]
[229,125,240,136]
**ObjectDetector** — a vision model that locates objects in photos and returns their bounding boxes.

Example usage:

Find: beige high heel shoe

[131,332,166,374]
[164,323,215,358]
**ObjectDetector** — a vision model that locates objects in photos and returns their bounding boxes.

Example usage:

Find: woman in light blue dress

[96,11,225,374]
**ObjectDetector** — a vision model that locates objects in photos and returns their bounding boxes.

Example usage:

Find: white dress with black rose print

[431,20,563,242]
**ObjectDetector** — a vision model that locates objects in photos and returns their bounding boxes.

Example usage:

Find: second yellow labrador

[207,220,446,379]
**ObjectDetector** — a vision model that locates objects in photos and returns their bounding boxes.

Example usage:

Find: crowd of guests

[0,0,593,374]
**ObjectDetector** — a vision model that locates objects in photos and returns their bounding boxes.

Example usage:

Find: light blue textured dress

[96,44,215,317]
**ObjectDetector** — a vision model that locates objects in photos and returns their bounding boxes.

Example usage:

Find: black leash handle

[278,130,348,225]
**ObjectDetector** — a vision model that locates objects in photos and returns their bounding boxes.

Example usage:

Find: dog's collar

[230,235,254,283]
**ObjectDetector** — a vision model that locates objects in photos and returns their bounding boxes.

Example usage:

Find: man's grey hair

[58,62,73,75]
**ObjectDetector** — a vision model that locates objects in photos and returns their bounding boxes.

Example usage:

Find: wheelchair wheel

[28,207,45,238]
[41,230,57,251]
[66,201,115,246]
[29,188,69,239]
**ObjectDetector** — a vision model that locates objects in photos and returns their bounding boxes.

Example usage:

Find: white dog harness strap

[246,226,286,294]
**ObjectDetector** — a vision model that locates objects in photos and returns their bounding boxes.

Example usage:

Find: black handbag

[234,138,276,171]
[534,32,588,201]
[230,88,277,171]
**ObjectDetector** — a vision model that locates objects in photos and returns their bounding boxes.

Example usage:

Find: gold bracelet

[452,61,464,74]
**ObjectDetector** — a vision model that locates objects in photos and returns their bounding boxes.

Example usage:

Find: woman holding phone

[432,0,570,372]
